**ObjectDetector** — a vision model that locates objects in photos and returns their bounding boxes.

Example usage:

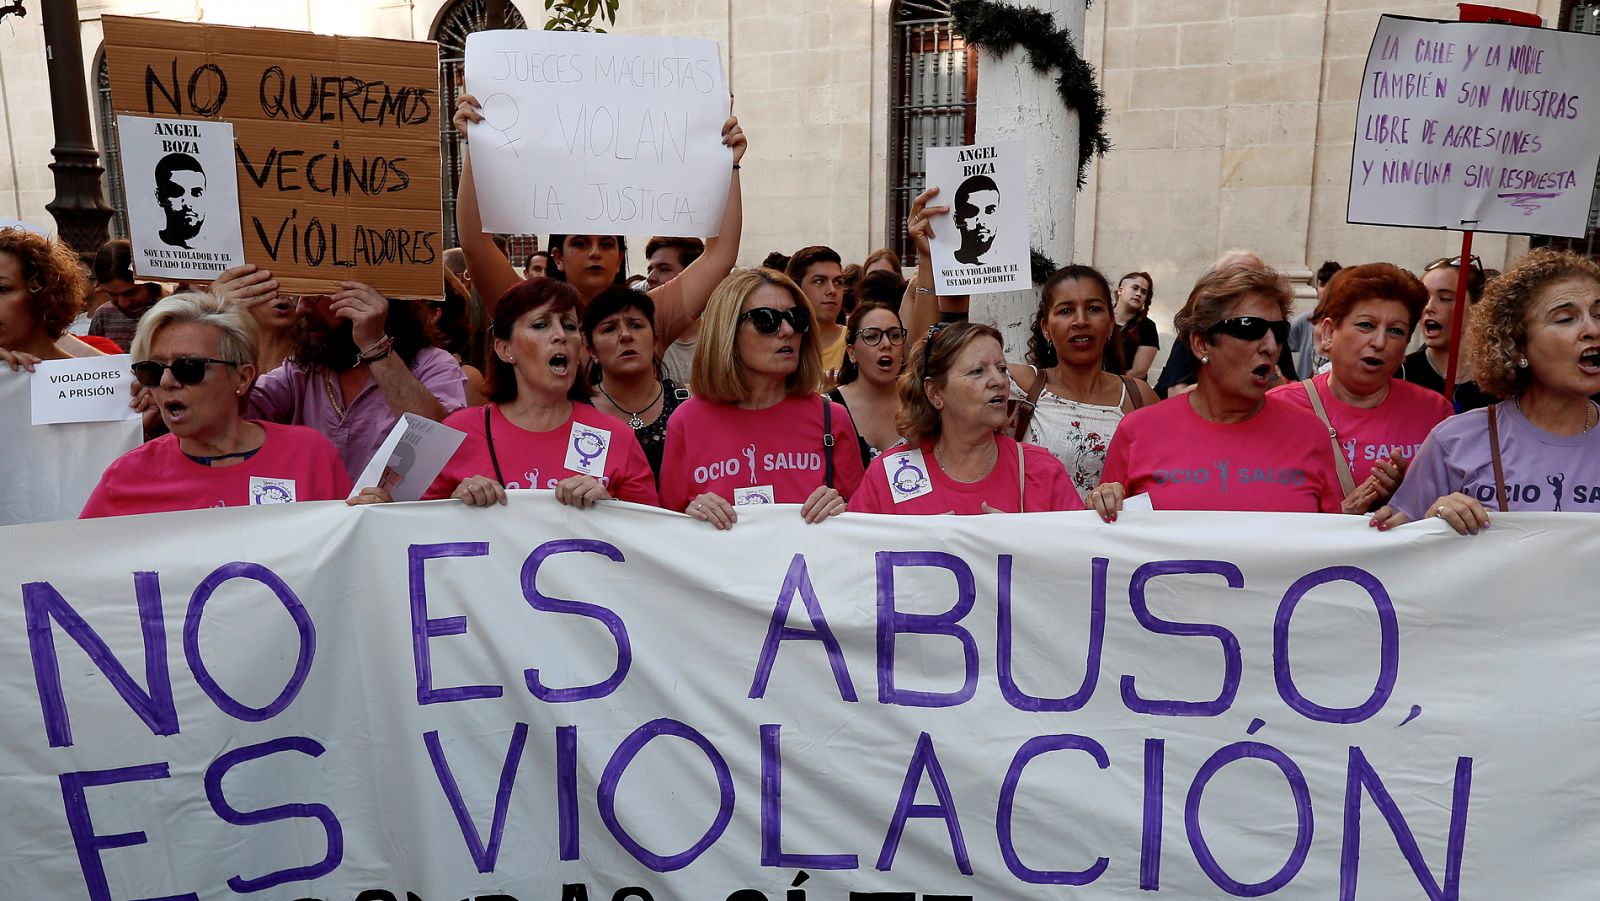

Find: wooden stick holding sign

[101,16,443,298]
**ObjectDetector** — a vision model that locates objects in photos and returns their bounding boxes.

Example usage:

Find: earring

[1518,356,1528,368]
[1200,355,1210,365]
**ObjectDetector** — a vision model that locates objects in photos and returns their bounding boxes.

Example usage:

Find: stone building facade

[0,0,1588,340]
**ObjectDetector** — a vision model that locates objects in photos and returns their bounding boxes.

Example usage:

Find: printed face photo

[155,153,207,248]
[953,176,1000,265]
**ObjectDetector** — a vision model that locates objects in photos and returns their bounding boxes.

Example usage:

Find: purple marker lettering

[996,734,1109,884]
[760,724,858,869]
[204,736,343,891]
[750,554,857,701]
[1275,567,1398,724]
[1185,741,1313,895]
[597,718,734,871]
[876,731,971,875]
[875,551,978,708]
[409,542,504,705]
[1340,747,1472,899]
[1140,738,1165,890]
[24,573,178,749]
[998,555,1107,712]
[59,762,198,901]
[184,562,314,721]
[1120,560,1244,717]
[423,723,529,873]
[558,725,579,860]
[522,539,631,702]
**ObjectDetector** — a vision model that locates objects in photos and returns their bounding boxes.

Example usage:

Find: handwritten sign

[102,16,442,297]
[349,412,466,501]
[2,370,139,523]
[464,30,732,237]
[29,355,139,425]
[5,497,1600,896]
[1348,15,1600,237]
[926,140,1031,295]
[116,116,246,279]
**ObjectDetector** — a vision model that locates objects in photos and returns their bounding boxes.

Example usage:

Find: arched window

[94,53,130,241]
[888,1,977,265]
[436,0,529,252]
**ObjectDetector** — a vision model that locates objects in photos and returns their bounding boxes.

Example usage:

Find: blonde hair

[1175,263,1293,337]
[131,290,259,367]
[1468,248,1600,398]
[690,267,823,403]
[896,321,1005,445]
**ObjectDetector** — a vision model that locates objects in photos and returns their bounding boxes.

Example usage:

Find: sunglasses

[1209,316,1289,344]
[857,326,907,346]
[131,356,234,387]
[1425,254,1483,274]
[738,305,811,335]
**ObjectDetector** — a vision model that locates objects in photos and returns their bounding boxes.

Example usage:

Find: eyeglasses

[738,306,811,335]
[1425,254,1483,273]
[920,322,952,371]
[1209,316,1289,344]
[131,356,234,387]
[857,326,907,346]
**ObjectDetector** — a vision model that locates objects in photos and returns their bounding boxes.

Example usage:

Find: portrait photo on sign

[925,140,1030,295]
[116,114,245,280]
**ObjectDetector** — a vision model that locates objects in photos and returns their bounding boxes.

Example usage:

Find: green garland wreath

[952,0,1109,280]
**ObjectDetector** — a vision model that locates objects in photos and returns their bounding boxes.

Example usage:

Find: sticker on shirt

[885,448,933,504]
[249,476,297,505]
[734,485,776,505]
[565,422,612,476]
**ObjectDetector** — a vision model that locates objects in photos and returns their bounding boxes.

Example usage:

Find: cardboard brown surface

[103,16,443,298]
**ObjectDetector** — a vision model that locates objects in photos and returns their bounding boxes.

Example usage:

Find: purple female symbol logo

[893,455,927,495]
[573,429,607,469]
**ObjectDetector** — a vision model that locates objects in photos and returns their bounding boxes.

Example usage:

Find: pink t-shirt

[426,402,659,506]
[1101,395,1343,513]
[659,394,867,511]
[80,422,351,518]
[849,436,1085,514]
[1269,375,1453,485]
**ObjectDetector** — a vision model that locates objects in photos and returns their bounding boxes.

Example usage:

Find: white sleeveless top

[1010,370,1130,499]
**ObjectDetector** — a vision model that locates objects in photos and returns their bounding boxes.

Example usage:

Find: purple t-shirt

[1390,400,1600,518]
[247,347,467,482]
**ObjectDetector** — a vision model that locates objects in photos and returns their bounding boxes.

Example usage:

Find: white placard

[116,114,246,279]
[464,30,732,237]
[28,355,138,425]
[1348,15,1600,237]
[4,498,1600,896]
[349,412,467,501]
[927,140,1031,295]
[1,370,139,523]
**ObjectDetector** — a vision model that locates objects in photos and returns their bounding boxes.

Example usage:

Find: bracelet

[732,164,741,170]
[913,285,933,295]
[356,335,394,365]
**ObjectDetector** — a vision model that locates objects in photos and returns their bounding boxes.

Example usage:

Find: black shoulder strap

[485,405,506,486]
[822,395,835,489]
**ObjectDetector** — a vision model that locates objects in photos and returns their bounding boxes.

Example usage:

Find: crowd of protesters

[4,94,1599,538]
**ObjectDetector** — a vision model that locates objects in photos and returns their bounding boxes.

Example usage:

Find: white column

[970,0,1082,354]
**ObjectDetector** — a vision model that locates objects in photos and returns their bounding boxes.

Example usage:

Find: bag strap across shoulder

[1300,379,1357,498]
[1119,374,1145,412]
[1486,403,1510,513]
[1011,366,1049,442]
[822,395,836,490]
[484,405,506,486]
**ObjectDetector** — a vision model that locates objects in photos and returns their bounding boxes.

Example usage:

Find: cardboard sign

[1349,15,1600,237]
[29,355,139,425]
[102,16,443,297]
[4,499,1600,896]
[349,412,466,501]
[1,371,139,523]
[116,115,246,279]
[464,30,732,237]
[926,140,1031,294]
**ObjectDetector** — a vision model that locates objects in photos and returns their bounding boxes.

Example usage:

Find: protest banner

[116,115,247,280]
[29,355,140,425]
[1,370,140,524]
[102,16,442,297]
[4,495,1599,898]
[926,141,1030,295]
[464,30,732,237]
[1348,15,1600,237]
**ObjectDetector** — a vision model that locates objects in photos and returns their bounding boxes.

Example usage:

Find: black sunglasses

[1209,316,1289,344]
[131,356,234,388]
[739,305,811,335]
[857,326,907,346]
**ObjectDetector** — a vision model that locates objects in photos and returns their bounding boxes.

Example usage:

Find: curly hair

[1468,248,1600,398]
[0,227,87,340]
[1320,262,1429,329]
[897,321,1005,445]
[1027,265,1115,370]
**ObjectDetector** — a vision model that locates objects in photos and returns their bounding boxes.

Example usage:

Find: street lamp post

[39,0,114,258]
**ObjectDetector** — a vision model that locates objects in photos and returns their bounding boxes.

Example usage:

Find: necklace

[598,379,662,430]
[322,370,348,419]
[1514,395,1595,434]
